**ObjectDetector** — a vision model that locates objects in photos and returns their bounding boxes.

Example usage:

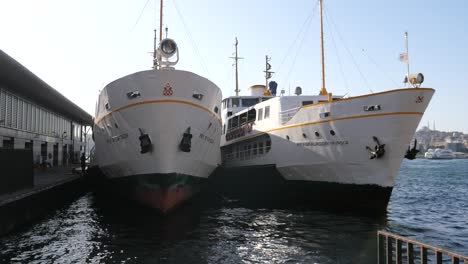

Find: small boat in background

[425,148,456,159]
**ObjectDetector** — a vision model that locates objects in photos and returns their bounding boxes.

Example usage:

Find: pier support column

[32,140,42,164]
[14,138,25,149]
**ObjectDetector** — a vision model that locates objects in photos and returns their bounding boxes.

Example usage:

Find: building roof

[0,49,93,125]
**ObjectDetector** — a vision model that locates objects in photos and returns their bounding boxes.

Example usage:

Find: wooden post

[407,242,414,264]
[421,246,428,264]
[451,256,459,264]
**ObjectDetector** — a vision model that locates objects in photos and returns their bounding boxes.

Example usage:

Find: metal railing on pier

[377,231,467,264]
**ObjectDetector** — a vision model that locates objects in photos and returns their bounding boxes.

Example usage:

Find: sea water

[1,159,467,263]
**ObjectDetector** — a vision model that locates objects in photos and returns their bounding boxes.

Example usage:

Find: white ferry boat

[425,148,455,159]
[213,0,435,212]
[93,2,222,213]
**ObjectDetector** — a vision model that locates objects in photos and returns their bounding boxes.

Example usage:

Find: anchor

[404,139,419,160]
[366,136,386,159]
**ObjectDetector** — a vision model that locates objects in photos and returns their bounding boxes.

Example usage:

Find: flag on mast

[399,53,408,62]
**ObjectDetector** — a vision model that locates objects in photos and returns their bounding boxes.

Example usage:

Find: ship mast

[159,0,163,43]
[230,37,243,96]
[319,0,328,95]
[264,55,273,90]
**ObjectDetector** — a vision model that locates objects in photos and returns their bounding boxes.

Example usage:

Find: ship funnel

[295,86,302,96]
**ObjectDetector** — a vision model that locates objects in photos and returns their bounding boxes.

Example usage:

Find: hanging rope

[276,0,320,75]
[172,0,211,78]
[323,8,349,93]
[130,0,151,33]
[323,4,372,93]
[361,49,400,87]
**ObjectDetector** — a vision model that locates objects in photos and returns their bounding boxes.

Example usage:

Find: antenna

[229,37,243,96]
[264,55,274,90]
[159,0,163,43]
[405,32,410,87]
[153,29,158,69]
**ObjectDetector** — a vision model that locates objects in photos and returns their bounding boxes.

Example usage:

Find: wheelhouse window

[222,99,228,109]
[231,98,240,107]
[264,106,270,119]
[302,100,314,106]
[257,108,263,121]
[242,98,259,107]
[247,109,256,122]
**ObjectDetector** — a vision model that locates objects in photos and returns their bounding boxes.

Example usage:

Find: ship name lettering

[296,140,349,147]
[199,133,214,144]
[106,133,128,143]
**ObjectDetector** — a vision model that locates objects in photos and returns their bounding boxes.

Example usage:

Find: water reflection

[6,159,467,264]
[0,192,387,264]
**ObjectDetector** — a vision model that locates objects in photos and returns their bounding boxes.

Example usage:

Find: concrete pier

[0,166,86,236]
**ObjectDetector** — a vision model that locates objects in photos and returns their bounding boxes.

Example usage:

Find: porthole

[315,132,320,137]
[214,106,219,114]
[302,133,307,138]
[286,135,290,140]
[330,130,335,136]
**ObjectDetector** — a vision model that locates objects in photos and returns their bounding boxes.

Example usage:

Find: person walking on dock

[80,153,87,175]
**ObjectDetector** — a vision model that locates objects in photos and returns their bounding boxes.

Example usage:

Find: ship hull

[93,69,222,213]
[107,173,206,213]
[218,88,435,212]
[212,165,392,214]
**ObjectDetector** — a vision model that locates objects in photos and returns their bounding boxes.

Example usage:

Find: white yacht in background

[425,148,455,159]
[93,2,222,213]
[213,0,435,212]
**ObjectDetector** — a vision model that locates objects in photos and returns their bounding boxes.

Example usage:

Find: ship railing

[223,144,271,162]
[279,107,301,124]
[377,231,468,264]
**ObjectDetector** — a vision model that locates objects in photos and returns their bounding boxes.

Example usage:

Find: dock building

[0,50,93,166]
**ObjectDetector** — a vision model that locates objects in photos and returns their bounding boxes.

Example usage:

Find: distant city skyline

[1,0,467,132]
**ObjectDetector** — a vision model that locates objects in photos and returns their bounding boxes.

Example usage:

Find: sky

[1,0,468,132]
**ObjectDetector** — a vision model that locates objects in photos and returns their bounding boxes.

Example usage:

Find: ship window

[214,106,219,114]
[253,143,258,155]
[227,111,233,117]
[240,112,248,125]
[247,109,256,122]
[261,97,273,102]
[257,108,263,121]
[126,91,141,99]
[330,130,335,136]
[222,99,227,109]
[231,98,240,107]
[242,98,259,107]
[235,146,239,158]
[223,124,226,134]
[264,106,270,119]
[247,144,251,159]
[302,100,314,106]
[105,103,110,110]
[259,142,264,154]
[319,112,330,119]
[363,105,381,111]
[266,139,271,152]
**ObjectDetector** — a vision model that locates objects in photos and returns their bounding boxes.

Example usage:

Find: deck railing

[378,231,467,264]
